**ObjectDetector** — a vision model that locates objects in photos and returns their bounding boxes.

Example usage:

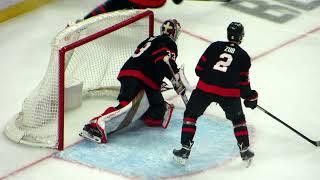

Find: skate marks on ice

[56,110,254,178]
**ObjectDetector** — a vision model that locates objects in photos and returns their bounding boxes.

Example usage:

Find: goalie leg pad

[142,115,162,127]
[161,102,174,129]
[79,107,118,143]
[142,102,174,128]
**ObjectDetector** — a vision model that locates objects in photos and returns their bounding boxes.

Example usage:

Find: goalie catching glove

[171,72,186,95]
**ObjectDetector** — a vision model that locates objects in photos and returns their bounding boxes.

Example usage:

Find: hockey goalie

[80,19,187,143]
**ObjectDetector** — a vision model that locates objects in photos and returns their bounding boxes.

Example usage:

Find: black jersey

[84,0,166,20]
[117,35,179,90]
[195,41,252,98]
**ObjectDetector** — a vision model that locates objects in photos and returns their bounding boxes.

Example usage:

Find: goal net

[5,9,154,150]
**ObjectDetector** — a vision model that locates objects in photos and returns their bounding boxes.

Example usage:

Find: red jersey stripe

[240,72,249,76]
[152,47,171,55]
[118,70,160,90]
[98,5,107,13]
[130,0,166,8]
[239,81,250,85]
[196,80,240,97]
[200,55,207,62]
[196,65,204,71]
[154,55,166,63]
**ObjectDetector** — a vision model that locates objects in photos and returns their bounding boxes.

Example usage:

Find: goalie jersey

[118,34,179,90]
[195,41,253,98]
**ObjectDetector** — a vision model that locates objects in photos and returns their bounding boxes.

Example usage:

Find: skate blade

[243,158,253,168]
[173,155,187,166]
[79,131,102,143]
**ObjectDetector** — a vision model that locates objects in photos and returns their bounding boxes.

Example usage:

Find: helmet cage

[160,19,181,41]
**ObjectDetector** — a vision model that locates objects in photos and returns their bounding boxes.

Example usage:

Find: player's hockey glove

[171,73,186,95]
[243,90,258,109]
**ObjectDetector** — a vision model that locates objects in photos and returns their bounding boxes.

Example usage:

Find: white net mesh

[5,10,153,149]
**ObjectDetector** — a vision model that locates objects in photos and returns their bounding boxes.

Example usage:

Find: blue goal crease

[56,109,251,178]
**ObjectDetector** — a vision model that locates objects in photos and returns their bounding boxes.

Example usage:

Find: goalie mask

[227,22,244,44]
[160,19,181,41]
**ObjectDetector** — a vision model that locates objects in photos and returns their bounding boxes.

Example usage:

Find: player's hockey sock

[233,120,250,148]
[181,117,197,145]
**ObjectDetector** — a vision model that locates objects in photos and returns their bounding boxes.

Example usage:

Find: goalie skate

[79,115,109,143]
[79,124,107,143]
[79,107,118,143]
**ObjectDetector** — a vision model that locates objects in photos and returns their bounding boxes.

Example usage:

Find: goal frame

[57,10,154,150]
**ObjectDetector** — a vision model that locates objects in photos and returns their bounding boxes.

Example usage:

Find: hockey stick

[257,105,320,147]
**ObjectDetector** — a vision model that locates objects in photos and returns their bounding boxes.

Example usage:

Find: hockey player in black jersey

[80,19,186,143]
[79,0,183,21]
[68,0,184,25]
[173,22,257,166]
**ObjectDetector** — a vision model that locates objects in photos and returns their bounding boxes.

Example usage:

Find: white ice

[0,0,320,179]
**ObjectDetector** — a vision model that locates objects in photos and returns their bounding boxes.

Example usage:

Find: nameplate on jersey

[224,46,235,54]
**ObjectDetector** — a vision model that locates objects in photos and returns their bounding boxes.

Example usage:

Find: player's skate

[79,107,117,143]
[240,147,254,168]
[173,141,194,165]
[161,102,174,129]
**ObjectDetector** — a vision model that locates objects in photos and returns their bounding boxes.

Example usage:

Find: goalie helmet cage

[4,10,154,150]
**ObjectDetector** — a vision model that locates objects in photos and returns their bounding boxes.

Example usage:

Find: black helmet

[227,22,244,44]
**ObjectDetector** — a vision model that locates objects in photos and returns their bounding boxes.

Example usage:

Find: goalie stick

[257,105,320,147]
[163,57,189,105]
[178,64,194,92]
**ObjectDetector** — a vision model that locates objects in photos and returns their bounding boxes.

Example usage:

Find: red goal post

[5,10,154,150]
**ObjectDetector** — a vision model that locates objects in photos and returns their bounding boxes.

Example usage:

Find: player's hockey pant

[118,77,166,126]
[84,0,137,20]
[181,89,250,148]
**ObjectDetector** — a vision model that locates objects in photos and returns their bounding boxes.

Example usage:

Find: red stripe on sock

[182,127,196,133]
[235,130,248,136]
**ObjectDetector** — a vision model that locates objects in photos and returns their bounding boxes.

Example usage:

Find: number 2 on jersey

[213,53,233,72]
